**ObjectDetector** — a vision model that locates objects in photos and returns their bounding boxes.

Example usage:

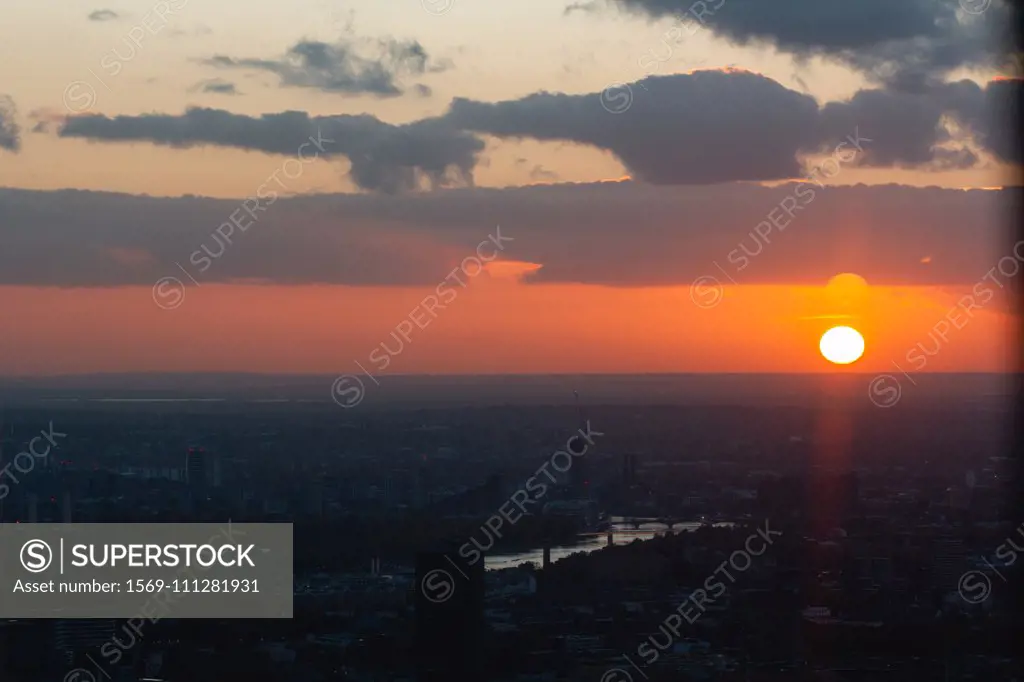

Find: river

[484,517,736,571]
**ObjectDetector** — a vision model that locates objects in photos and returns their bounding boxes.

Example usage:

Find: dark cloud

[25,108,65,136]
[0,95,20,152]
[563,1,599,14]
[938,77,1022,165]
[606,0,1020,89]
[448,70,821,184]
[0,183,1015,289]
[202,33,446,97]
[813,78,1018,168]
[53,72,1018,191]
[194,79,240,95]
[58,107,483,194]
[87,9,119,21]
[445,70,1014,183]
[816,86,971,169]
[974,78,1022,165]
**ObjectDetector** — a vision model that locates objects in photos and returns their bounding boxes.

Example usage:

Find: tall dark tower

[185,447,207,489]
[622,453,638,485]
[567,390,590,498]
[931,531,967,596]
[415,547,485,681]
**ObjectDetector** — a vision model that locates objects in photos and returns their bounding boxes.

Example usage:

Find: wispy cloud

[191,79,240,95]
[87,9,120,21]
[201,29,448,97]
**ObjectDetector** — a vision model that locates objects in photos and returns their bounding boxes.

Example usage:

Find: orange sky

[0,0,1018,377]
[0,271,1012,376]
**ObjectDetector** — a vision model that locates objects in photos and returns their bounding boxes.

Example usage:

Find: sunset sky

[0,0,1020,375]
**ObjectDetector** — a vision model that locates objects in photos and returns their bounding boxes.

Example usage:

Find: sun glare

[819,326,865,365]
[825,273,869,308]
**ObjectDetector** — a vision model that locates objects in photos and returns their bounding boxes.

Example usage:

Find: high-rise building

[622,453,638,485]
[414,466,429,507]
[569,447,588,496]
[210,451,222,488]
[931,533,967,594]
[185,447,207,488]
[415,548,485,682]
[948,485,969,512]
[567,390,592,499]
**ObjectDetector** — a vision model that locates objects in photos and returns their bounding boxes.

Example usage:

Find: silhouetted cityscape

[0,374,1020,681]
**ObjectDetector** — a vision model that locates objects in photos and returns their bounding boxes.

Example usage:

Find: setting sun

[819,326,865,365]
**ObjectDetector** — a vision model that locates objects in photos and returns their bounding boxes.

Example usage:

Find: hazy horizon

[0,371,1014,411]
